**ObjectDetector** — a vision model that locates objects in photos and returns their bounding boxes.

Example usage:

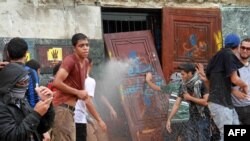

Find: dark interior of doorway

[101,7,162,64]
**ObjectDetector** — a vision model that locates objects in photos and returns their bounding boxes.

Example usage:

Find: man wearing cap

[201,33,248,141]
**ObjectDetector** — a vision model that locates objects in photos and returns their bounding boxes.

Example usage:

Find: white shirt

[74,76,96,123]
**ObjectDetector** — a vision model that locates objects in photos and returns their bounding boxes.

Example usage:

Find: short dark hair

[71,33,88,47]
[53,63,61,76]
[25,59,41,71]
[7,37,28,60]
[241,38,250,43]
[178,63,196,75]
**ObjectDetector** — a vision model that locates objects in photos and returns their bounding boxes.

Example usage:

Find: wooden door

[162,7,222,82]
[104,30,168,141]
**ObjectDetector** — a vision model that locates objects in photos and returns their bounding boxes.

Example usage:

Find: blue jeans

[208,102,239,141]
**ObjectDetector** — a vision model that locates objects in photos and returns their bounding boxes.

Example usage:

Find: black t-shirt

[206,48,243,108]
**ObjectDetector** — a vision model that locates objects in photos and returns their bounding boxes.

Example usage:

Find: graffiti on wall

[214,30,222,51]
[120,51,165,108]
[182,34,207,58]
[36,45,73,73]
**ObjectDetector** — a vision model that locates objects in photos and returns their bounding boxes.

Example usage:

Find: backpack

[25,66,40,108]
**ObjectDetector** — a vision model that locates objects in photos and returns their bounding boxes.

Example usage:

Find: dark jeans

[235,105,250,125]
[182,118,211,141]
[196,118,211,141]
[76,123,87,141]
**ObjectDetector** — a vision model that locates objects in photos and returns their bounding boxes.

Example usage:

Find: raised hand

[35,86,53,101]
[196,63,207,81]
[34,97,53,116]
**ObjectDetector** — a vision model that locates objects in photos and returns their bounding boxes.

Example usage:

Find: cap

[224,33,240,48]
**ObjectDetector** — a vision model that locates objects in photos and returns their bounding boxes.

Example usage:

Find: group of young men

[0,32,250,141]
[146,34,250,141]
[0,33,107,141]
[0,37,54,141]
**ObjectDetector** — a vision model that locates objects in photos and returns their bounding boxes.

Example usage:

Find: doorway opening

[101,7,162,64]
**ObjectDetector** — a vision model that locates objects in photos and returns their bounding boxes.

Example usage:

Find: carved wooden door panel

[162,7,222,82]
[104,30,168,141]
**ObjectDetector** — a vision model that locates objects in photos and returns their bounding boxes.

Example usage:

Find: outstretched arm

[145,72,161,91]
[100,95,117,120]
[85,97,107,132]
[166,97,182,133]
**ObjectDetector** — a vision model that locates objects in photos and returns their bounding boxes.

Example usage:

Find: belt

[59,104,75,111]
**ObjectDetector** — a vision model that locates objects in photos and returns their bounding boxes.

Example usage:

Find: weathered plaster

[0,1,102,39]
[221,6,250,40]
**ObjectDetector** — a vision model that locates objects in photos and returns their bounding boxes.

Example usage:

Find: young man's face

[180,70,193,81]
[239,41,250,60]
[74,39,89,59]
